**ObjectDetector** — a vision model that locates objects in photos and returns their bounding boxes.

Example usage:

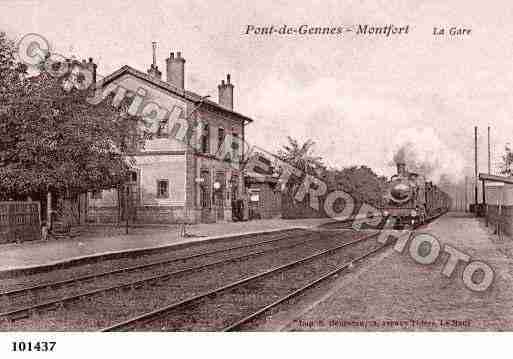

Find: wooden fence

[0,201,41,244]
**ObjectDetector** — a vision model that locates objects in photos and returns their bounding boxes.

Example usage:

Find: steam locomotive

[381,163,451,227]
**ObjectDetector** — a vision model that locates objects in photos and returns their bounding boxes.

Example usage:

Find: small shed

[480,174,513,205]
[480,173,513,237]
[244,171,282,220]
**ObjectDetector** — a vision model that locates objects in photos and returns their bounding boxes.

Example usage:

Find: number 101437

[12,341,56,352]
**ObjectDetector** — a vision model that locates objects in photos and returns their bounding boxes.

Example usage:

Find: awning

[478,173,513,185]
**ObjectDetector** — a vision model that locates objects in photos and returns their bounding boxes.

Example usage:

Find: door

[200,169,213,223]
[214,171,226,221]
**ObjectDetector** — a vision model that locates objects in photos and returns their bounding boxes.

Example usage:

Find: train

[381,163,451,227]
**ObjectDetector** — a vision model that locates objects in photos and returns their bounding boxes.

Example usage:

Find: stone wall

[88,205,198,224]
[135,206,187,224]
[87,206,120,224]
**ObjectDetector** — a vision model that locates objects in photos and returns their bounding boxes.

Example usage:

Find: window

[218,127,225,150]
[232,132,239,147]
[129,171,138,183]
[201,124,210,154]
[91,190,102,199]
[249,188,260,203]
[232,132,240,159]
[156,180,169,198]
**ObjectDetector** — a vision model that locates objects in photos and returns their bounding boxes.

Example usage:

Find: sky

[2,0,513,186]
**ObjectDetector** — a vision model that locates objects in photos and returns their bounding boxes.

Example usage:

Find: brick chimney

[166,51,185,89]
[76,58,96,87]
[396,162,406,176]
[85,57,97,83]
[218,74,234,110]
[147,42,162,79]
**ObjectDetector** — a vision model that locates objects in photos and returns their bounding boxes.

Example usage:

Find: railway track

[0,229,305,298]
[0,230,316,321]
[102,231,387,331]
[0,228,308,285]
[0,229,371,330]
[320,209,448,232]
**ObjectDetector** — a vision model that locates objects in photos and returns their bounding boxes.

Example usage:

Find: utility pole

[488,126,491,174]
[484,125,491,225]
[474,126,478,210]
[464,175,468,213]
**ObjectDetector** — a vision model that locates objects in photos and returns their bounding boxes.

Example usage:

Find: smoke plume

[390,128,464,184]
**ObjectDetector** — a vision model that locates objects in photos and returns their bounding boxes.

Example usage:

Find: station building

[87,49,254,224]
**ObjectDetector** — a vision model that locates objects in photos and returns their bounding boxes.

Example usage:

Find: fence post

[47,191,52,230]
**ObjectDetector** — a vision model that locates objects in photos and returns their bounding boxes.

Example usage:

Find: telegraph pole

[488,126,491,174]
[474,126,478,210]
[464,175,468,212]
[484,126,491,226]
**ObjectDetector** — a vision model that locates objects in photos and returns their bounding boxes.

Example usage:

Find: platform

[279,212,513,331]
[0,218,343,276]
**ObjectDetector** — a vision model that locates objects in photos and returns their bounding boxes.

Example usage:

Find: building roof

[479,173,513,185]
[98,65,253,124]
[244,171,279,184]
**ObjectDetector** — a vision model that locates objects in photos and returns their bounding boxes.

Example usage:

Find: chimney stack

[396,162,406,176]
[86,57,97,84]
[78,57,97,85]
[166,51,185,89]
[218,73,234,110]
[147,42,162,79]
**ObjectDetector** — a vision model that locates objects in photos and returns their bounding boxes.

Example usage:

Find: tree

[0,32,146,202]
[277,136,325,176]
[277,136,387,218]
[276,136,326,218]
[325,165,387,207]
[0,32,25,94]
[499,144,513,176]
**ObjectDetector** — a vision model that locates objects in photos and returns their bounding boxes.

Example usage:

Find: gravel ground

[136,235,382,331]
[274,213,513,331]
[0,229,307,292]
[0,231,318,312]
[0,229,372,331]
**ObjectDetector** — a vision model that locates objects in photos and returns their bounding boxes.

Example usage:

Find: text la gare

[433,26,472,36]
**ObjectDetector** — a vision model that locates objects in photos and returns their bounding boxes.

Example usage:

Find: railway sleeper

[29,308,40,319]
[9,311,29,322]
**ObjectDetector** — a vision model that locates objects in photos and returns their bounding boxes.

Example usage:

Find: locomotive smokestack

[397,162,406,176]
